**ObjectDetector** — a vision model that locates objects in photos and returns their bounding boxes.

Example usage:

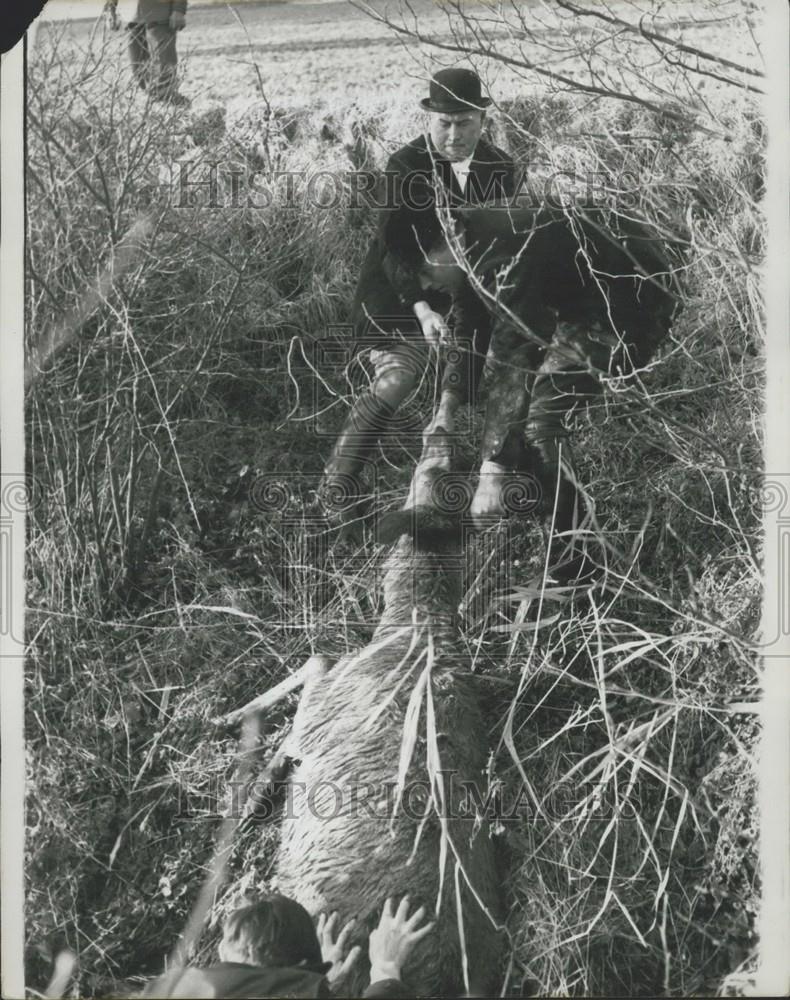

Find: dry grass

[25,3,763,996]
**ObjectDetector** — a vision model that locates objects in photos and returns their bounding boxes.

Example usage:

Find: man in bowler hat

[320,67,515,523]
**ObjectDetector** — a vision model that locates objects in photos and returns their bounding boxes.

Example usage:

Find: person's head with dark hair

[218,895,330,974]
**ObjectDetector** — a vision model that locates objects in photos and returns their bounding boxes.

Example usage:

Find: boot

[470,432,539,530]
[470,336,536,529]
[319,392,396,527]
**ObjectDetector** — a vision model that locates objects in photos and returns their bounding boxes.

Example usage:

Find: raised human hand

[316,910,361,985]
[367,896,435,984]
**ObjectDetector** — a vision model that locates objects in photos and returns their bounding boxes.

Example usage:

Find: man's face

[429,110,484,161]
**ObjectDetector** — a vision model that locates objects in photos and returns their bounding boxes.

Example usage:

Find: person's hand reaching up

[368,896,435,985]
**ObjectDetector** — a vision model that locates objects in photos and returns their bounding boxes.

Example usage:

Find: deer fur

[257,422,504,997]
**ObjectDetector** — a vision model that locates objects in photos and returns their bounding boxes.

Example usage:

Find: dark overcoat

[143,961,408,998]
[130,0,187,24]
[351,134,515,344]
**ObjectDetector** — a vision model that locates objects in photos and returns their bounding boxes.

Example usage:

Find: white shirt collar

[450,156,473,191]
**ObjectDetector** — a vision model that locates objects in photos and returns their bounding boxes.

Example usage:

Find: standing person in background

[105,0,190,106]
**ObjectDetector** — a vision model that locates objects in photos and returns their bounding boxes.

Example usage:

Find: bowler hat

[420,67,492,113]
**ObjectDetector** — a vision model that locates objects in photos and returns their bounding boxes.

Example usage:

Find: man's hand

[368,896,435,985]
[317,911,361,986]
[169,11,186,30]
[413,301,449,349]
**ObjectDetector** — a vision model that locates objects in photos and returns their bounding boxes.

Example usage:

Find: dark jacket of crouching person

[351,133,515,402]
[142,895,410,998]
[440,204,681,576]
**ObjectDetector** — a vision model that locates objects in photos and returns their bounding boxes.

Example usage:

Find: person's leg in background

[126,22,150,91]
[145,21,180,102]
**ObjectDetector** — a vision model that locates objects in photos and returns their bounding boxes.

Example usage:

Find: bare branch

[351,0,727,136]
[554,0,763,79]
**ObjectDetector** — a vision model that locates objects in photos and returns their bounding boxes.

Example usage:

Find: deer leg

[426,388,459,435]
[240,655,335,826]
[404,421,456,510]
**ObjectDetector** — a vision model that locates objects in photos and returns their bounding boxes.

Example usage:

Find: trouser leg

[126,22,149,89]
[320,341,428,521]
[146,23,178,99]
[470,297,552,526]
[480,325,545,467]
[371,341,430,410]
[478,277,558,467]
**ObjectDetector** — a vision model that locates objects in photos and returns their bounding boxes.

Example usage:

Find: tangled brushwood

[25,2,764,996]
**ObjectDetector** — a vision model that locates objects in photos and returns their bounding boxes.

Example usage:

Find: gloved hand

[169,10,186,30]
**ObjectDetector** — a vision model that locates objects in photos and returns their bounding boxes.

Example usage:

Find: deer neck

[374,537,461,633]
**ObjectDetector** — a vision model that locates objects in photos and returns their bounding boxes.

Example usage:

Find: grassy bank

[25,6,763,996]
